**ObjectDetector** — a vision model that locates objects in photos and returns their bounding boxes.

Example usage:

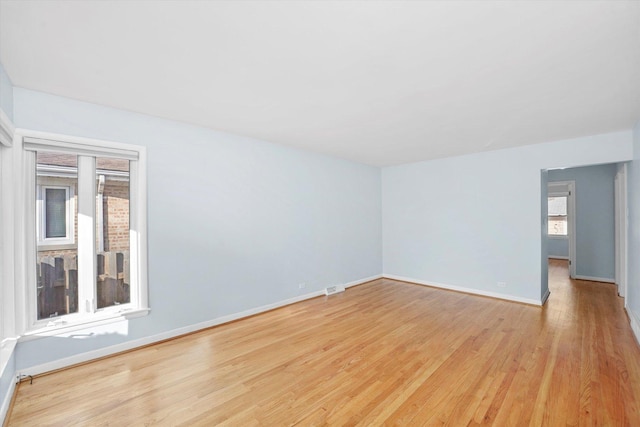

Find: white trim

[0,369,16,425]
[573,275,615,283]
[24,136,139,160]
[77,156,96,314]
[568,182,576,278]
[36,164,129,181]
[23,150,37,329]
[383,274,544,306]
[548,256,569,260]
[0,115,15,345]
[345,274,381,288]
[37,183,75,247]
[20,308,150,342]
[628,309,640,346]
[17,275,381,376]
[614,163,628,301]
[16,129,149,334]
[0,109,14,147]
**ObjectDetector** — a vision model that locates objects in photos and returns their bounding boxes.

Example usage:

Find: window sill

[19,307,150,342]
[548,235,568,240]
[37,243,77,251]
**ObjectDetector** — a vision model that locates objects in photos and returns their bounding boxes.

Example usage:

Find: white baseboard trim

[1,373,16,425]
[345,274,382,288]
[573,275,615,284]
[383,274,543,306]
[548,256,569,260]
[629,309,640,346]
[18,275,382,377]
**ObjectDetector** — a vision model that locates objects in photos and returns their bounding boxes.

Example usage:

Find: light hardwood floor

[7,260,640,426]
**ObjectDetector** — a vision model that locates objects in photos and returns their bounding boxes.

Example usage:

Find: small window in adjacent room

[548,196,568,236]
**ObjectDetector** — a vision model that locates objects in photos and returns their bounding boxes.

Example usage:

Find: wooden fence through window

[37,251,130,319]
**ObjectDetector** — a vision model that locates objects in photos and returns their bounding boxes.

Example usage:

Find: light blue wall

[5,85,639,373]
[0,350,15,408]
[627,120,640,333]
[548,237,569,258]
[548,164,617,281]
[12,88,382,370]
[382,131,633,303]
[0,63,13,120]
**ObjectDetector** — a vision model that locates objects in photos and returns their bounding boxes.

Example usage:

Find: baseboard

[18,275,382,377]
[0,372,16,425]
[548,256,569,260]
[345,274,382,288]
[383,274,543,306]
[573,275,615,284]
[629,309,640,346]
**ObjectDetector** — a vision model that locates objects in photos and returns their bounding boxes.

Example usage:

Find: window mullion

[24,150,37,330]
[77,156,96,314]
[129,161,139,308]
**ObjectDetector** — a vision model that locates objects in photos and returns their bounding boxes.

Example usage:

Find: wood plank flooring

[7,260,640,425]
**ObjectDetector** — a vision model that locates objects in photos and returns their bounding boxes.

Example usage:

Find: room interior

[1,1,639,424]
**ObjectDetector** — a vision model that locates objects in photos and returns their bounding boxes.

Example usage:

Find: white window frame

[0,110,17,367]
[547,195,568,239]
[36,183,75,248]
[17,130,149,338]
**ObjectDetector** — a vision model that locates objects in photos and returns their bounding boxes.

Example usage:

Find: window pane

[548,216,568,235]
[548,196,568,236]
[548,196,567,216]
[45,188,67,238]
[36,152,78,319]
[96,157,131,309]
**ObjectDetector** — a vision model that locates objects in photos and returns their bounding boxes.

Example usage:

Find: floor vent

[325,284,345,296]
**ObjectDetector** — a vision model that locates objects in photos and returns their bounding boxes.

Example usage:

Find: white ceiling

[1,1,639,166]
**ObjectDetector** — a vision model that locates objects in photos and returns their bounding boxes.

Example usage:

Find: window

[22,134,148,332]
[548,196,568,236]
[44,187,68,238]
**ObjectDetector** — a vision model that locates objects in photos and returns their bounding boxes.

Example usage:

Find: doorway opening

[543,163,628,304]
[547,181,576,279]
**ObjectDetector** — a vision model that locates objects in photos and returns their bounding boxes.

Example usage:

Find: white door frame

[614,163,628,302]
[548,180,576,278]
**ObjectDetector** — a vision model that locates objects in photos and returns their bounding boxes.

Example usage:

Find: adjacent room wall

[382,131,633,304]
[12,88,383,370]
[548,164,618,282]
[547,237,569,259]
[627,120,640,342]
